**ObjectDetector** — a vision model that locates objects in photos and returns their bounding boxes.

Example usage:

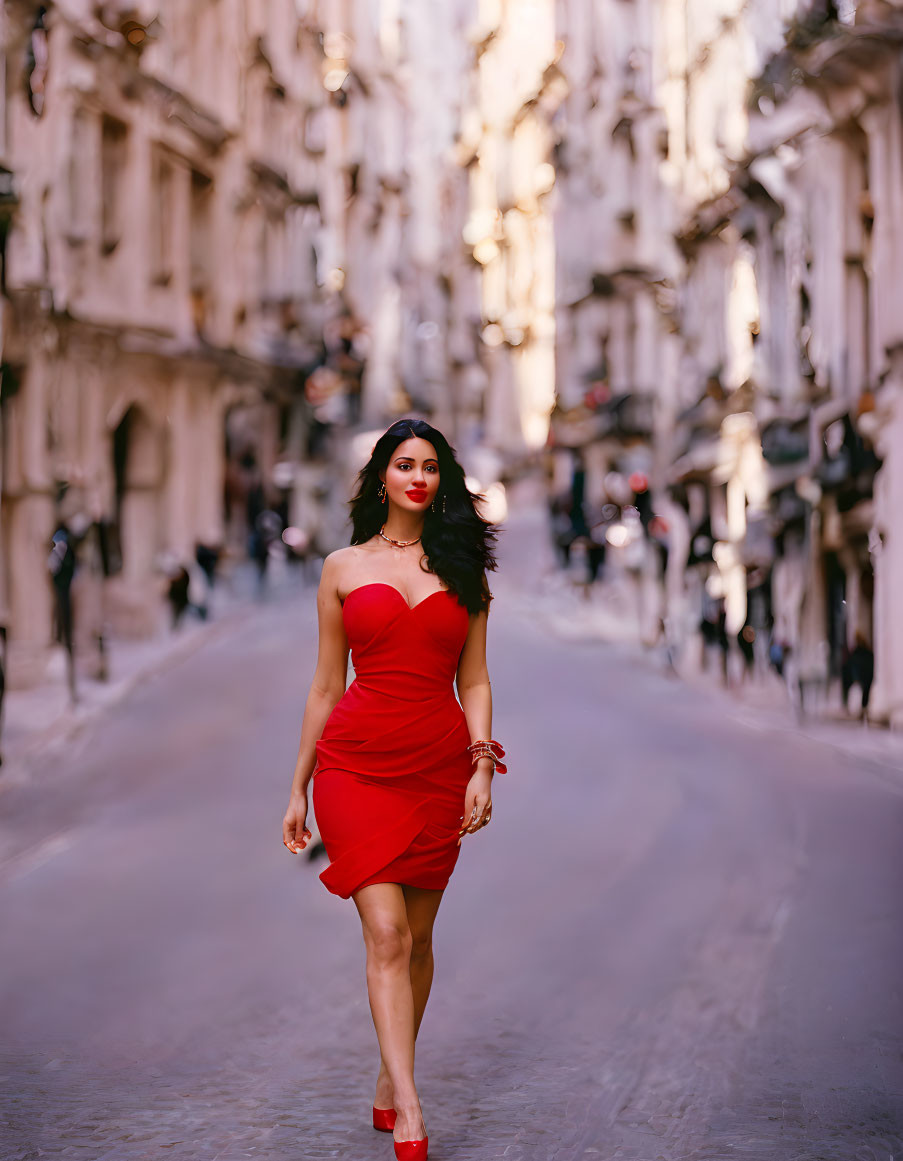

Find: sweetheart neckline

[340,581,454,613]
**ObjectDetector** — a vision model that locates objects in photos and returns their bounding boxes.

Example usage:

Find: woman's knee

[410,928,433,962]
[364,917,413,968]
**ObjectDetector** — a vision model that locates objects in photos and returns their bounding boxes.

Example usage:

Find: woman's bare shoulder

[320,545,374,593]
[321,547,353,579]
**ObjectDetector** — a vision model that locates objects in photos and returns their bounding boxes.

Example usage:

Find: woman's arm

[456,609,495,838]
[287,553,350,799]
[456,608,493,760]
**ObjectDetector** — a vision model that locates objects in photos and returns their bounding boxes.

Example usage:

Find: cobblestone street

[1,526,902,1160]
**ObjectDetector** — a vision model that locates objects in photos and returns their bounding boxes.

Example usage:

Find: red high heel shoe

[373,1106,397,1132]
[393,1136,428,1161]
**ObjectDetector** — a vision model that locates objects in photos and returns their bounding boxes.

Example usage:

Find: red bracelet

[467,738,507,774]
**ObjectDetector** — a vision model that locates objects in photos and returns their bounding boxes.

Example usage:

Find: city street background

[3,0,903,1157]
[1,491,902,1160]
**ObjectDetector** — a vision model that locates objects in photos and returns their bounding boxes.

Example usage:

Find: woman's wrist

[473,757,495,776]
[467,738,507,775]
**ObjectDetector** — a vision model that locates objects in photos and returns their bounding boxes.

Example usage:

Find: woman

[282,418,505,1160]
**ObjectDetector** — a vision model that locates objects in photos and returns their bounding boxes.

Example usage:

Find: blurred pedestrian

[768,635,785,678]
[166,564,191,629]
[737,624,756,683]
[251,508,283,594]
[187,561,210,621]
[778,641,802,720]
[841,634,874,721]
[700,595,728,685]
[195,540,221,589]
[586,517,607,584]
[550,494,576,569]
[47,524,78,703]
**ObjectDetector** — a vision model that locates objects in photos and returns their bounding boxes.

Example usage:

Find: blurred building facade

[456,0,560,466]
[547,0,903,726]
[665,0,903,725]
[311,0,491,521]
[10,0,903,728]
[547,0,684,632]
[0,0,336,687]
[0,0,548,692]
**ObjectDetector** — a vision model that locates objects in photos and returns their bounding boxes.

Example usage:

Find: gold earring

[378,482,387,503]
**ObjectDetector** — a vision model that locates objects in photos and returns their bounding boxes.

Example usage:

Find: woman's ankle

[393,1101,426,1139]
[374,1066,394,1103]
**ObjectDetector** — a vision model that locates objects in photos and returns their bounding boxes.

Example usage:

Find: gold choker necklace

[379,526,422,547]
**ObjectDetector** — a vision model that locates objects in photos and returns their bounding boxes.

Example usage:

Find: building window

[262,213,287,302]
[67,108,92,241]
[100,115,128,254]
[265,85,287,171]
[24,8,48,118]
[190,169,213,331]
[189,169,213,290]
[150,148,176,284]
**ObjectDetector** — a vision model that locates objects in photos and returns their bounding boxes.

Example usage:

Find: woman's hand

[283,790,313,854]
[458,765,493,843]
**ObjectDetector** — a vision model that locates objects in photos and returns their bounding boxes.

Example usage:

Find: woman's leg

[352,882,425,1141]
[404,884,445,1036]
[372,886,445,1110]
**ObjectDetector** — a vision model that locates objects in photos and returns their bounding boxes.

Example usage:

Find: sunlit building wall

[397,0,480,440]
[308,0,495,512]
[657,0,794,664]
[547,0,685,639]
[0,0,329,687]
[310,0,490,425]
[744,9,903,725]
[662,0,903,720]
[462,0,559,459]
[544,0,903,719]
[1,0,554,688]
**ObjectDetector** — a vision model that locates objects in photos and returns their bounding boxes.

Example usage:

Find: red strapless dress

[312,582,473,899]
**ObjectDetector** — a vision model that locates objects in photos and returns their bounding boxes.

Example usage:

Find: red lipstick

[406,489,428,502]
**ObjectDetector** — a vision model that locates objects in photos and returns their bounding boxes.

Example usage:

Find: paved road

[1,559,902,1160]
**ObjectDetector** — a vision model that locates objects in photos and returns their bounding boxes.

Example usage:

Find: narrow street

[1,527,902,1161]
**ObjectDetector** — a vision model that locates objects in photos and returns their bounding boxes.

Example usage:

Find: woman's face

[381,437,441,511]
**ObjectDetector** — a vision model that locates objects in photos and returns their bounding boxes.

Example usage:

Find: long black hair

[348,418,500,615]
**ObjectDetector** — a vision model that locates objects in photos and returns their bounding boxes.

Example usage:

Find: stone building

[0,0,546,695]
[300,0,562,522]
[543,0,684,637]
[657,0,810,669]
[311,0,485,486]
[460,0,559,464]
[662,0,903,723]
[0,0,329,688]
[546,0,903,724]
